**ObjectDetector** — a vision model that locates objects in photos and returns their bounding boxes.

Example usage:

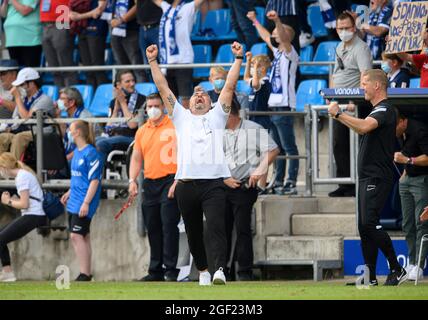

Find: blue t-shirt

[67,144,103,219]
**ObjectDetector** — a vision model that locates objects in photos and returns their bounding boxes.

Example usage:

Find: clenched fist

[146,44,158,61]
[231,41,244,57]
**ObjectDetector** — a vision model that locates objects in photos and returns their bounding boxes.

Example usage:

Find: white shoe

[409,266,424,281]
[405,264,416,274]
[299,32,315,48]
[0,271,16,282]
[212,267,226,285]
[199,271,211,286]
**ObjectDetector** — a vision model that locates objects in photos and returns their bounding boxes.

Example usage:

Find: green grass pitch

[1,280,428,300]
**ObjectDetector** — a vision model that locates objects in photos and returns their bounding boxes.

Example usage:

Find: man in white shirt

[146,41,244,286]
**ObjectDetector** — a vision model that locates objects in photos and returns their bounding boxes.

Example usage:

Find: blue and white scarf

[319,0,336,29]
[270,51,283,94]
[105,91,138,134]
[111,0,130,37]
[159,0,185,64]
[10,89,43,132]
[101,0,113,20]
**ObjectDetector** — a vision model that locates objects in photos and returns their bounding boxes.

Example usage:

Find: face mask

[270,36,280,48]
[0,168,10,179]
[57,99,66,111]
[67,131,75,144]
[381,61,391,74]
[213,79,225,91]
[338,30,354,42]
[147,107,162,120]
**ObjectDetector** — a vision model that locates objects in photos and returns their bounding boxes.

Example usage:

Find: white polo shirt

[172,100,231,179]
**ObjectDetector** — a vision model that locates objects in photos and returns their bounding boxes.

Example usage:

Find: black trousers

[7,45,42,67]
[225,186,258,274]
[175,179,227,272]
[333,121,353,190]
[0,215,46,266]
[358,177,400,278]
[142,174,180,276]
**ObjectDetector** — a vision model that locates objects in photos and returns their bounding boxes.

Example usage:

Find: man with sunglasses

[147,41,243,286]
[329,12,372,198]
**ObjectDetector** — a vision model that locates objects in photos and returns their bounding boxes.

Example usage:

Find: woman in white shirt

[0,152,46,282]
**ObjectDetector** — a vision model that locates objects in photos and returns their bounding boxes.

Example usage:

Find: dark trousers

[358,177,401,278]
[7,45,42,67]
[166,68,193,100]
[175,179,227,272]
[333,121,353,190]
[229,0,259,50]
[142,174,180,276]
[78,34,108,88]
[225,186,258,274]
[0,215,46,266]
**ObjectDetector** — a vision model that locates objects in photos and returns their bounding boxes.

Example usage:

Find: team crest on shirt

[78,159,84,166]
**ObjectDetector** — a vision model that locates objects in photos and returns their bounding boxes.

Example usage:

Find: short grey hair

[60,87,83,108]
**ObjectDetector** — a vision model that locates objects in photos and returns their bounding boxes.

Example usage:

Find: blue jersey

[67,144,103,219]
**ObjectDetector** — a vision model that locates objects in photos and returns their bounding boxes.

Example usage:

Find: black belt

[141,23,159,31]
[144,174,175,182]
[178,178,223,184]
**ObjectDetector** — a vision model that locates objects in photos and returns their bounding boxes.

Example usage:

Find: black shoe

[346,276,378,286]
[328,187,347,197]
[138,274,165,282]
[75,273,93,281]
[384,268,408,286]
[164,272,178,282]
[237,271,254,281]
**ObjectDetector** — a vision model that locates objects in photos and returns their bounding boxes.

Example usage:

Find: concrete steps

[291,213,357,236]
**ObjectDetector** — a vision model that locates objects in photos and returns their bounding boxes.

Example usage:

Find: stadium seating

[198,81,214,92]
[135,83,158,96]
[193,44,213,78]
[299,45,314,74]
[191,11,201,38]
[215,43,246,75]
[40,53,54,84]
[236,80,252,95]
[307,4,328,38]
[41,85,59,102]
[192,9,236,41]
[250,43,268,56]
[296,79,327,112]
[73,85,94,109]
[300,41,339,75]
[255,6,266,27]
[88,84,113,117]
[409,77,421,88]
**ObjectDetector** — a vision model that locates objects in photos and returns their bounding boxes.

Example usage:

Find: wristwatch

[335,109,342,119]
[129,178,136,184]
[406,157,414,165]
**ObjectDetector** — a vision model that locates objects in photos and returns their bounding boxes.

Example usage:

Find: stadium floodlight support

[242,108,313,197]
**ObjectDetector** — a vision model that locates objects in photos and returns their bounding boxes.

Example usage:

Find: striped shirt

[265,0,296,16]
[365,4,393,60]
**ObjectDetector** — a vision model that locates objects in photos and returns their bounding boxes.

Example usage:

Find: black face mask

[270,36,280,48]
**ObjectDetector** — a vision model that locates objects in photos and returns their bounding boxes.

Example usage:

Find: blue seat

[88,84,113,117]
[192,9,236,41]
[105,48,115,81]
[215,43,246,75]
[409,77,421,88]
[198,81,214,92]
[41,85,59,102]
[300,41,339,75]
[255,7,266,27]
[40,53,54,84]
[191,11,201,37]
[296,79,327,112]
[73,85,94,109]
[307,5,328,38]
[250,43,268,56]
[236,80,252,95]
[299,45,314,74]
[193,44,212,78]
[135,83,158,96]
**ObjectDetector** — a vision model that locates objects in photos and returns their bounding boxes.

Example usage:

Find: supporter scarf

[101,0,113,20]
[159,0,185,64]
[24,90,43,111]
[319,0,336,29]
[105,91,138,133]
[10,89,43,132]
[270,51,283,94]
[111,0,130,37]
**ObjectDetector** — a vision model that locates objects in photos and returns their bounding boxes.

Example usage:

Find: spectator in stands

[0,0,42,67]
[206,67,242,108]
[357,0,393,60]
[58,87,93,162]
[110,0,146,82]
[0,68,54,160]
[243,52,272,131]
[395,113,428,281]
[397,27,428,88]
[0,60,25,128]
[223,104,279,281]
[136,0,163,80]
[129,93,180,282]
[381,53,411,88]
[70,0,109,88]
[229,0,258,51]
[147,41,243,285]
[247,10,299,196]
[0,152,47,282]
[61,120,103,281]
[40,0,78,87]
[95,70,145,165]
[329,12,372,197]
[152,0,206,108]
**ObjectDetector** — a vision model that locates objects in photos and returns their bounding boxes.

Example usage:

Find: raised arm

[247,11,273,51]
[218,42,244,113]
[267,10,292,53]
[328,102,378,135]
[243,51,252,84]
[147,45,177,116]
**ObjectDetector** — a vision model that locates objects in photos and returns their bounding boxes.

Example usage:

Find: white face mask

[250,68,255,77]
[0,168,10,179]
[147,107,162,120]
[338,30,354,42]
